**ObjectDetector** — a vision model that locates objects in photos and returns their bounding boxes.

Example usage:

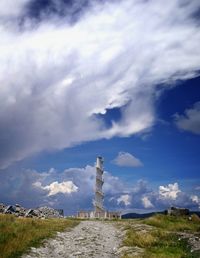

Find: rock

[25,209,35,217]
[15,204,27,216]
[4,205,16,214]
[0,203,6,213]
[37,206,62,218]
[0,202,64,219]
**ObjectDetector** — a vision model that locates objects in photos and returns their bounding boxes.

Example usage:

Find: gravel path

[22,221,122,258]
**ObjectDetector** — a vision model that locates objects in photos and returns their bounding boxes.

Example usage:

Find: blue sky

[0,0,200,215]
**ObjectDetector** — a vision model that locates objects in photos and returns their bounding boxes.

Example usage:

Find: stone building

[167,206,189,216]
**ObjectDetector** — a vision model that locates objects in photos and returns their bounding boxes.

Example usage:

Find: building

[167,206,189,216]
[77,156,121,219]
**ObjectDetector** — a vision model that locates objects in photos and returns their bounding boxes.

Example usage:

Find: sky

[0,0,200,215]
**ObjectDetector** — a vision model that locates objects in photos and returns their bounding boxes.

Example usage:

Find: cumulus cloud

[141,196,154,209]
[191,195,200,208]
[117,194,131,206]
[110,179,200,211]
[33,180,78,196]
[112,152,143,167]
[174,102,200,135]
[0,0,200,168]
[159,182,181,200]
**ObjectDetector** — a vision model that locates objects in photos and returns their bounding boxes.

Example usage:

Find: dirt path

[22,221,122,258]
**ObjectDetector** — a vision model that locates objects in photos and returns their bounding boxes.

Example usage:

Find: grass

[144,214,200,232]
[124,229,156,248]
[0,214,79,258]
[122,214,200,258]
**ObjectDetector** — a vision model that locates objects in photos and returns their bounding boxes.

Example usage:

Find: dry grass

[123,229,156,248]
[144,214,200,232]
[0,214,79,258]
[122,214,200,258]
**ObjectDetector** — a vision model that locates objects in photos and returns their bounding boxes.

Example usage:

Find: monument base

[77,210,121,219]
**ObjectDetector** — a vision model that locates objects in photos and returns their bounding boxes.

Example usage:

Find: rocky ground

[22,221,123,258]
[178,232,200,253]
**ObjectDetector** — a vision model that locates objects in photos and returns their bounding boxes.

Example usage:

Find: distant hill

[121,210,200,219]
[121,212,164,219]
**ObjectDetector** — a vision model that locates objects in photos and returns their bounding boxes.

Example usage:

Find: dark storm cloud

[0,165,199,214]
[25,0,90,23]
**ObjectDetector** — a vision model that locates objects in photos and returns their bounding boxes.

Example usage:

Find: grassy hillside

[0,214,79,258]
[122,214,200,258]
[144,213,200,232]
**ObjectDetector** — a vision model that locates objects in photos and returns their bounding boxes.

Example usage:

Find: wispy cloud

[0,0,200,168]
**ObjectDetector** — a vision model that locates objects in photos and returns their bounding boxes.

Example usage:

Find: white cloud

[112,152,143,167]
[0,1,200,168]
[190,195,200,209]
[141,196,154,209]
[0,0,30,18]
[117,194,131,206]
[174,102,200,135]
[191,195,199,203]
[159,182,181,200]
[34,180,78,196]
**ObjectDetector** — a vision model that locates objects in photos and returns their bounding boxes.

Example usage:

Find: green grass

[122,214,200,258]
[143,214,200,232]
[0,214,79,258]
